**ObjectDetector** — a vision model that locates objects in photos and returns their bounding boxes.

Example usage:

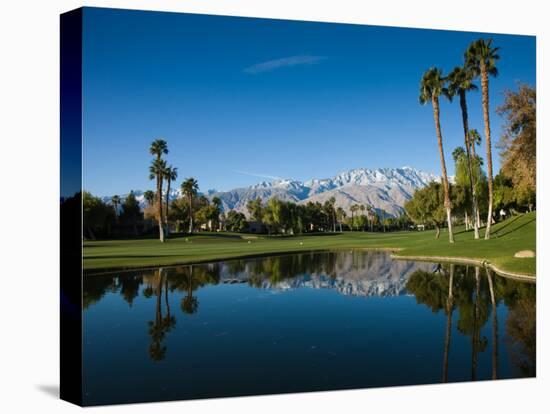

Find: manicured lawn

[83,212,536,277]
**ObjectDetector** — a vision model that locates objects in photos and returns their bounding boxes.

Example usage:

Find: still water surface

[83,251,535,405]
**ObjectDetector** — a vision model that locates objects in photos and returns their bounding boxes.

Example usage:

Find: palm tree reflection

[147,268,176,362]
[407,264,533,382]
[442,264,454,382]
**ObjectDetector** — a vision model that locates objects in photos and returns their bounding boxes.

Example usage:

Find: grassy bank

[83,212,536,277]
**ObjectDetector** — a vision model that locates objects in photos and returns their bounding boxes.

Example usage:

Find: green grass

[83,212,536,277]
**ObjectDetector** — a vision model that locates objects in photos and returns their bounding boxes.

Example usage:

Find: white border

[0,1,547,413]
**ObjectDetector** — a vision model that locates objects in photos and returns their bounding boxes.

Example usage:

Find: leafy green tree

[497,83,536,212]
[196,204,220,231]
[465,38,500,239]
[225,210,248,232]
[405,182,447,238]
[120,191,142,235]
[246,197,264,222]
[83,191,115,239]
[419,67,454,243]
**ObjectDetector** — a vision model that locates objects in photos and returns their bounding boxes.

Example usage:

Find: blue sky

[82,7,535,195]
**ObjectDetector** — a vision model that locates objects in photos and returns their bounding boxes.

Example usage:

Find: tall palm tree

[465,39,500,239]
[446,66,480,239]
[336,207,346,232]
[329,196,336,232]
[350,204,358,231]
[419,67,454,243]
[468,129,482,158]
[143,190,155,207]
[469,129,483,229]
[367,205,374,231]
[149,139,169,242]
[149,158,167,242]
[212,196,222,231]
[359,205,366,231]
[111,195,120,222]
[163,165,178,231]
[181,178,199,233]
[149,139,168,160]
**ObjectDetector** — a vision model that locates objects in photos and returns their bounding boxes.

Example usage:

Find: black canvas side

[60,8,83,406]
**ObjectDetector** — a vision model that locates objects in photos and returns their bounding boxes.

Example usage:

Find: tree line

[418,38,535,243]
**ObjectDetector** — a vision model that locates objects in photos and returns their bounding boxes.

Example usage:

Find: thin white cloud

[233,170,282,180]
[244,55,326,74]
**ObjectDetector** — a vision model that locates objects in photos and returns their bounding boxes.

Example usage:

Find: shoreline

[390,252,536,282]
[83,246,536,282]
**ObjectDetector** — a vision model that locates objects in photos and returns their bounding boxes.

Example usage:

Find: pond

[83,250,536,405]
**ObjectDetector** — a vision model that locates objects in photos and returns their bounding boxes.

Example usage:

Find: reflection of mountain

[219,251,436,297]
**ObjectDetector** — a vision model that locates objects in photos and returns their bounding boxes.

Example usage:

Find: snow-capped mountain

[210,167,439,217]
[103,167,439,218]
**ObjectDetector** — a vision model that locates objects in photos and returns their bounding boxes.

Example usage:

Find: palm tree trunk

[432,96,454,243]
[486,268,498,379]
[471,267,481,380]
[164,271,170,318]
[459,91,480,239]
[157,175,165,242]
[481,66,494,239]
[442,264,454,382]
[165,179,171,234]
[188,194,193,233]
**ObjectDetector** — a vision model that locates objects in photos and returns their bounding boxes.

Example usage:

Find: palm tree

[149,139,169,242]
[212,196,222,210]
[336,207,346,232]
[419,67,454,243]
[143,190,155,207]
[149,158,167,242]
[468,129,482,158]
[212,196,222,231]
[111,195,120,222]
[329,196,336,232]
[163,165,178,232]
[350,204,358,231]
[359,205,366,231]
[367,205,374,231]
[469,129,483,229]
[446,66,480,240]
[181,178,199,233]
[181,266,199,315]
[465,39,500,239]
[149,139,168,160]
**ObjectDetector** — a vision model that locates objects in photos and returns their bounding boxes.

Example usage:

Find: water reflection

[83,251,535,404]
[406,264,535,379]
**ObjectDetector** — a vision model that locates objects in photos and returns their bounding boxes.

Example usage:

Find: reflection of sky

[82,255,533,405]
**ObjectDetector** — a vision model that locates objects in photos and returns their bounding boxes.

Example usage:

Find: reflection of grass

[83,212,536,277]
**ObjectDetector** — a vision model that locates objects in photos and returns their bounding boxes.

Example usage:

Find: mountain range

[103,166,439,218]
